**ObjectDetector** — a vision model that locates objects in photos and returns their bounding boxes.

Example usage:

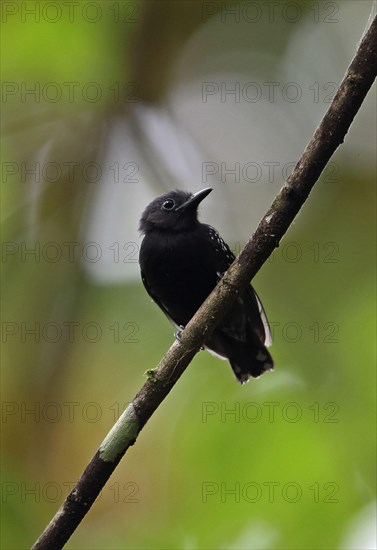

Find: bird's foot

[174,325,185,342]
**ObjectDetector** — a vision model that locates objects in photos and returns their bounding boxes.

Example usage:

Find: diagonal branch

[32,15,377,550]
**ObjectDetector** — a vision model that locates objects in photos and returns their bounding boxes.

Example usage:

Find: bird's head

[139,188,212,234]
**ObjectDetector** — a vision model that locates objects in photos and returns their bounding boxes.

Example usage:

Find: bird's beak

[175,188,213,211]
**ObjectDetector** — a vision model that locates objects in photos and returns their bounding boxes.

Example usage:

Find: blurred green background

[1,1,376,549]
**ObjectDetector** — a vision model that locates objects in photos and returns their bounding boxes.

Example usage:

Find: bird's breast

[139,230,216,322]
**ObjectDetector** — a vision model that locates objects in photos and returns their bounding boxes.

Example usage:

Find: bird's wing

[204,225,272,347]
[141,271,181,329]
[204,225,237,269]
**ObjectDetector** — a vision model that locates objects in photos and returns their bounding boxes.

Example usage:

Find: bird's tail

[229,343,274,384]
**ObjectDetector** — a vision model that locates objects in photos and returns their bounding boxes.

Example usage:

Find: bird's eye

[162,199,175,211]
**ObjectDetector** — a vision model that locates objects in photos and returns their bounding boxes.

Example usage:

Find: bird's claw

[175,326,205,350]
[174,325,185,342]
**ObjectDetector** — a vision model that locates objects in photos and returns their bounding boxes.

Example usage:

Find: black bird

[139,188,273,383]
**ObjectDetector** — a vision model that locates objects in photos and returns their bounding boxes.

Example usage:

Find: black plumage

[139,188,273,383]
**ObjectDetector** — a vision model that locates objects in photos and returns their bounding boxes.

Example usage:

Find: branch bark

[32,15,377,550]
